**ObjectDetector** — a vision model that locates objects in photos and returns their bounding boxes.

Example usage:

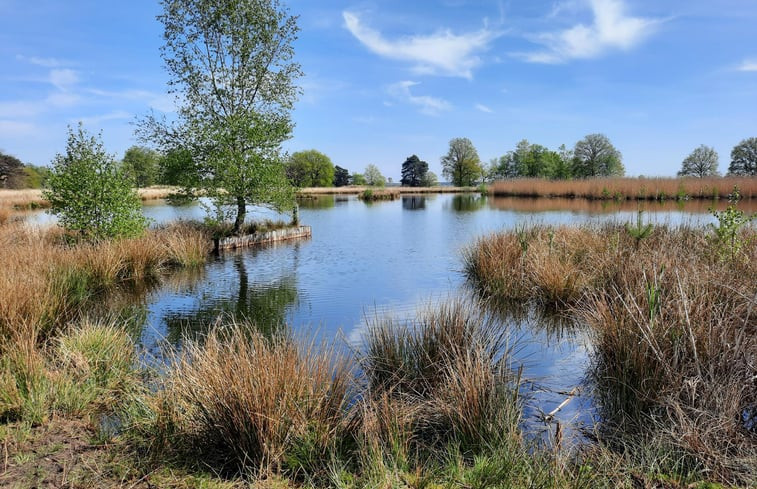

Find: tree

[159,147,200,188]
[285,149,334,187]
[441,137,482,186]
[122,145,160,187]
[139,0,302,234]
[572,134,624,177]
[351,173,366,185]
[333,165,350,187]
[420,171,438,187]
[44,125,147,240]
[678,145,719,178]
[0,152,25,188]
[364,164,386,187]
[400,155,429,187]
[728,137,757,176]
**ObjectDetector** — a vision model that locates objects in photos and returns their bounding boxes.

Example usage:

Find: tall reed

[489,176,757,201]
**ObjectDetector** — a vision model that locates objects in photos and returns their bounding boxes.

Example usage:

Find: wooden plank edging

[213,225,312,252]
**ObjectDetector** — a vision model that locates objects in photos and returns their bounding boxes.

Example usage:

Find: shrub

[44,124,148,241]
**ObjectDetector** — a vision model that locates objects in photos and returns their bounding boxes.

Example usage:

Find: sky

[1,0,756,180]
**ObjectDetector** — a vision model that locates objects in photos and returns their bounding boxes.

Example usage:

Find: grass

[488,177,757,201]
[358,188,400,201]
[464,221,757,485]
[0,185,180,211]
[0,221,211,343]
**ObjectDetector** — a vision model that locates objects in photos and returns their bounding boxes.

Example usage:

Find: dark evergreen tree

[333,165,350,186]
[0,152,25,188]
[728,137,757,176]
[400,155,429,187]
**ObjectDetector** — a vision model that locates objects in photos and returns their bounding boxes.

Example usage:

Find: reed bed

[464,222,757,484]
[489,176,757,201]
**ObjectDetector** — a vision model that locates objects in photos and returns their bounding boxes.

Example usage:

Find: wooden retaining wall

[213,225,312,252]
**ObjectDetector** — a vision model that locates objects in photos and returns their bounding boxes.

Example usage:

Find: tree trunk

[232,196,246,235]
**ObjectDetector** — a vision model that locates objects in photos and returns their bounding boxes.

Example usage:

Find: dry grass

[464,222,757,484]
[0,222,211,344]
[145,323,355,477]
[359,300,520,455]
[0,186,180,211]
[488,195,757,214]
[489,177,757,201]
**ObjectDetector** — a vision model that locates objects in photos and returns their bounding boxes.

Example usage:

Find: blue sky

[1,0,756,180]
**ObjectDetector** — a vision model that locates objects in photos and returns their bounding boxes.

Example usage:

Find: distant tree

[572,134,624,177]
[364,164,386,187]
[333,165,350,186]
[678,145,720,178]
[0,152,25,188]
[351,173,366,185]
[159,147,200,188]
[420,171,439,187]
[553,144,573,180]
[44,124,147,240]
[728,137,757,176]
[122,146,160,187]
[441,137,482,186]
[285,150,335,187]
[400,155,429,187]
[22,165,51,189]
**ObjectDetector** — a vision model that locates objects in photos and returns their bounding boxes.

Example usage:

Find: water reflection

[487,196,757,214]
[296,194,335,210]
[161,253,298,343]
[402,195,426,210]
[447,194,486,212]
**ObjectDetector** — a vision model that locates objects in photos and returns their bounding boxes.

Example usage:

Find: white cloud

[522,0,659,63]
[475,103,493,113]
[343,11,500,79]
[737,59,757,72]
[16,55,71,68]
[49,69,79,90]
[75,110,132,126]
[387,81,451,115]
[85,88,175,113]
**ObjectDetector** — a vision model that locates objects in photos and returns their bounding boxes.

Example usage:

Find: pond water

[22,193,751,436]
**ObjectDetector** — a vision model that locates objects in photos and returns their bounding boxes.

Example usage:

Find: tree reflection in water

[163,252,298,344]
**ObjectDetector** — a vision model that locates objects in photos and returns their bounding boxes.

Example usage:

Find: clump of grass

[0,207,11,225]
[359,299,520,455]
[359,188,400,201]
[0,319,136,425]
[140,322,355,478]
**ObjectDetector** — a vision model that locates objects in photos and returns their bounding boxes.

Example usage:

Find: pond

[22,193,751,436]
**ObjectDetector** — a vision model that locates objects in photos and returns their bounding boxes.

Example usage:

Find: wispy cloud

[387,81,451,115]
[16,55,71,68]
[0,120,36,137]
[343,11,500,79]
[521,0,659,63]
[737,59,757,72]
[475,103,493,113]
[75,110,132,125]
[49,68,79,91]
[85,88,175,112]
